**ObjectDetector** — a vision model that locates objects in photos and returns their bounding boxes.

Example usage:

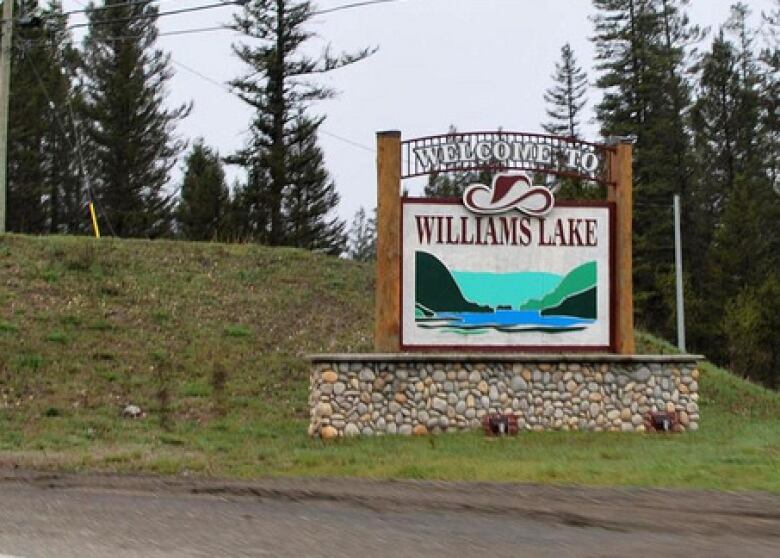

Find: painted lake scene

[414,251,597,335]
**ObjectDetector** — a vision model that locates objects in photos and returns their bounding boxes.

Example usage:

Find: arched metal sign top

[401,131,613,184]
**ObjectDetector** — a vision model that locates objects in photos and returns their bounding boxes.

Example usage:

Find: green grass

[0,234,778,491]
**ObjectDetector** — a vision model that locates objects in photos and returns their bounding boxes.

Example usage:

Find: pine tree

[228,0,374,247]
[347,206,376,262]
[543,43,588,138]
[79,0,190,238]
[687,4,779,381]
[283,114,346,254]
[591,0,701,337]
[541,43,599,199]
[175,139,229,241]
[724,274,780,389]
[221,179,254,242]
[8,1,81,233]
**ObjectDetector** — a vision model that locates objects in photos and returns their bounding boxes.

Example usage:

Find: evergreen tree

[541,43,599,199]
[79,0,190,238]
[591,0,701,338]
[283,114,346,254]
[725,274,780,389]
[347,206,376,262]
[228,0,374,248]
[221,179,255,242]
[688,6,777,363]
[8,1,81,233]
[542,43,588,138]
[175,139,229,241]
[687,30,742,280]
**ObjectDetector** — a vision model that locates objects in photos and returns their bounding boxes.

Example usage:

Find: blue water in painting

[437,310,593,329]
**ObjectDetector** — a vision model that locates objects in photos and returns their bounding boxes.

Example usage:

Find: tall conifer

[176,140,229,241]
[283,114,346,254]
[347,206,376,262]
[8,1,80,233]
[543,43,588,138]
[79,0,190,238]
[228,0,374,248]
[693,5,780,377]
[591,0,701,336]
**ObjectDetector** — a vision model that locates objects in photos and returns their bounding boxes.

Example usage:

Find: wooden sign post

[374,131,402,352]
[606,141,635,354]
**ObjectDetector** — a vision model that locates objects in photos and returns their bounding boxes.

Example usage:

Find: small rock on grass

[122,404,142,418]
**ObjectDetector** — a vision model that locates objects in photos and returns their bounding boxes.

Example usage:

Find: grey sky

[60,0,775,223]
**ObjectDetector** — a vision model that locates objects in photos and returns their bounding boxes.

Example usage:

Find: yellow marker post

[89,202,101,239]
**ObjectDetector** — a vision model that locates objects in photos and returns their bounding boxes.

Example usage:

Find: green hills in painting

[415,251,492,316]
[414,252,597,321]
[520,261,597,319]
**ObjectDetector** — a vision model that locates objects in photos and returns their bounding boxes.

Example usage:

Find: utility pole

[0,0,13,233]
[674,194,686,352]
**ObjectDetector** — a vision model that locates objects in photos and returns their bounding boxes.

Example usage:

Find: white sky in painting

[56,0,776,222]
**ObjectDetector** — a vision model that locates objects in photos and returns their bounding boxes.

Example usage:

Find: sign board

[401,172,614,351]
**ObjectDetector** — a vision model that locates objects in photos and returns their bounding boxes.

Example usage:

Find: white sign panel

[401,197,613,351]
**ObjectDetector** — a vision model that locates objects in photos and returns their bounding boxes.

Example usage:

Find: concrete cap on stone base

[309,353,703,364]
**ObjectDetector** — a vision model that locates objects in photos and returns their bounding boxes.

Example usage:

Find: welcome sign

[401,172,614,351]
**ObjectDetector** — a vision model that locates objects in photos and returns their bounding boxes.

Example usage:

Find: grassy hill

[0,234,778,490]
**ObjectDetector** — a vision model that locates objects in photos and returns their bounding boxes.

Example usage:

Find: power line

[159,24,227,37]
[313,0,402,17]
[172,57,229,90]
[171,58,375,152]
[18,24,234,46]
[319,129,374,152]
[29,0,175,21]
[65,1,242,31]
[59,0,179,19]
[12,0,404,27]
[18,0,406,42]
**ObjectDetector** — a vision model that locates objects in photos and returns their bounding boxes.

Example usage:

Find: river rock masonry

[308,354,701,438]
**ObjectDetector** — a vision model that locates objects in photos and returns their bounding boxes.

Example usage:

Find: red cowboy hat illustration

[464,172,554,216]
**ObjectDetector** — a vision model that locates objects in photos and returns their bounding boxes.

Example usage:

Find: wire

[172,57,230,89]
[319,129,374,152]
[18,0,406,44]
[59,0,177,19]
[159,24,227,37]
[11,0,404,27]
[172,58,375,152]
[65,1,242,31]
[18,24,234,46]
[30,0,173,21]
[312,0,402,16]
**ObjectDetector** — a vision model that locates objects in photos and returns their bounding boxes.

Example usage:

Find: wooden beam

[374,131,402,352]
[607,142,636,354]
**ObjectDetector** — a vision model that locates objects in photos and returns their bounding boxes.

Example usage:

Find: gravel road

[0,471,777,557]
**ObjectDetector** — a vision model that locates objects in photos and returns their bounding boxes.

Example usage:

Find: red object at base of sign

[481,413,519,436]
[643,411,683,433]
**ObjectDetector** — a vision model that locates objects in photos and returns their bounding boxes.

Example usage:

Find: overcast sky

[59,0,776,223]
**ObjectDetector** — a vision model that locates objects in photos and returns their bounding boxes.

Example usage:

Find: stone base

[309,354,702,438]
